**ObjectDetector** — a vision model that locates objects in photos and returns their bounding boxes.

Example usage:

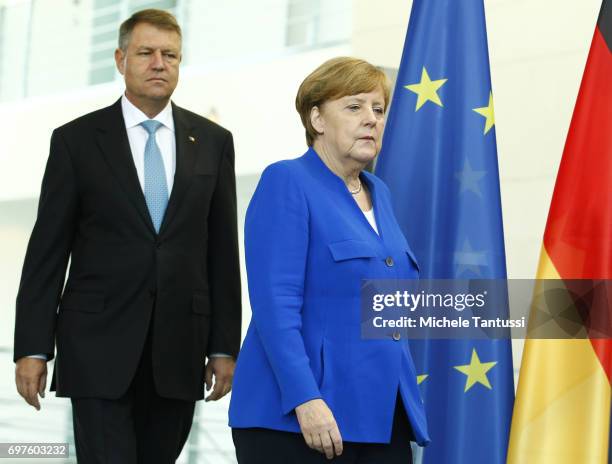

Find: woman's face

[312,87,386,166]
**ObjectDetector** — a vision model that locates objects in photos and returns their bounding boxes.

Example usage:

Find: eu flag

[375,1,515,462]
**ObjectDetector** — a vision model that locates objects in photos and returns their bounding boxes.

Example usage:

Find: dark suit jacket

[14,98,241,401]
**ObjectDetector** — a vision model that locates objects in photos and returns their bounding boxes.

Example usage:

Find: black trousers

[232,394,414,464]
[70,326,196,464]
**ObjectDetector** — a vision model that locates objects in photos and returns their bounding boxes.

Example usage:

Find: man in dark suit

[13,9,241,463]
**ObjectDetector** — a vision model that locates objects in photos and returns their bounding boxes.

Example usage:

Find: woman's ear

[310,105,324,136]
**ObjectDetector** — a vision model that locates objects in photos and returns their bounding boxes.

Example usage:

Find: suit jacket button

[385,256,394,267]
[392,331,401,341]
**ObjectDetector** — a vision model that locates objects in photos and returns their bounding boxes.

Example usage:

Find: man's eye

[164,53,177,59]
[138,51,151,56]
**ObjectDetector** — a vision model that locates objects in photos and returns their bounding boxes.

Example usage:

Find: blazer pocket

[192,292,212,315]
[60,291,105,313]
[328,240,377,262]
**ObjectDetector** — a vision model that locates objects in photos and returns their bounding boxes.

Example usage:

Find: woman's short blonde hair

[295,57,391,146]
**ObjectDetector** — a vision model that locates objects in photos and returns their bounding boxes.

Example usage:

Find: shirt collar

[121,93,175,132]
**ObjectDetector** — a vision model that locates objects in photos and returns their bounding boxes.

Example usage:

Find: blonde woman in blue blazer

[229,57,429,463]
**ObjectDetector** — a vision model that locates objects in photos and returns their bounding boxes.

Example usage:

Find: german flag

[507,1,612,462]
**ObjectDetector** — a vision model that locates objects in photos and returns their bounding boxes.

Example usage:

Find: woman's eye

[348,105,360,111]
[374,107,384,114]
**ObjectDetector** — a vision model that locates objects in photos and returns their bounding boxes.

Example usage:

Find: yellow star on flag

[405,67,448,111]
[454,348,497,392]
[473,92,495,134]
[417,374,429,385]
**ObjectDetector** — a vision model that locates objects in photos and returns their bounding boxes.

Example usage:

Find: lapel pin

[188,136,196,143]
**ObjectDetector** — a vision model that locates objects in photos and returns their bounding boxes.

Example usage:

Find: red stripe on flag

[543,27,612,379]
[592,339,612,380]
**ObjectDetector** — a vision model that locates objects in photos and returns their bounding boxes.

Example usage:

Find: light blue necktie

[141,120,168,233]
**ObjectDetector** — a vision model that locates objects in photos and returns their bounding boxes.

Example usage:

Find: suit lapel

[158,103,197,235]
[95,99,156,234]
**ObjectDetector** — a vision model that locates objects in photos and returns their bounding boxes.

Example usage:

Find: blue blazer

[229,148,429,445]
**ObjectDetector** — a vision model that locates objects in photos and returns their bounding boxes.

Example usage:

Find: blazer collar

[303,147,385,239]
[95,98,156,234]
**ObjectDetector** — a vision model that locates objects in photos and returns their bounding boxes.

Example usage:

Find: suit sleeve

[14,129,78,362]
[245,163,321,415]
[206,131,242,358]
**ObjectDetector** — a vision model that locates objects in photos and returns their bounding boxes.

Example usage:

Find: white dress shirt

[363,208,379,235]
[121,94,176,194]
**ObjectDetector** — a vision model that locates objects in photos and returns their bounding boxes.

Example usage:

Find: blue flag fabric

[375,1,515,462]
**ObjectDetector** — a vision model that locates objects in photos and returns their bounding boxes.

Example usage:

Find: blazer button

[385,256,394,267]
[392,331,401,341]
[155,240,162,249]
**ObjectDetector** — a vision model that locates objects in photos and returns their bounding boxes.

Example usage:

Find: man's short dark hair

[118,9,182,51]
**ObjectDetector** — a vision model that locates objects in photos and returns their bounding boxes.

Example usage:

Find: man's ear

[310,105,324,136]
[114,48,126,75]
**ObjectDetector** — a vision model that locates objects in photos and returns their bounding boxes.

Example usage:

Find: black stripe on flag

[598,0,612,52]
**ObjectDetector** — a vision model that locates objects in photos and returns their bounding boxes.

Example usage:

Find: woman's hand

[295,399,343,459]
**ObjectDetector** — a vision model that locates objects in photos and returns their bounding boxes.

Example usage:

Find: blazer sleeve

[14,129,78,362]
[245,162,321,414]
[206,131,242,358]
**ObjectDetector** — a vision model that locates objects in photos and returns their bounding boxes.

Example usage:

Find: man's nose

[151,50,165,70]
